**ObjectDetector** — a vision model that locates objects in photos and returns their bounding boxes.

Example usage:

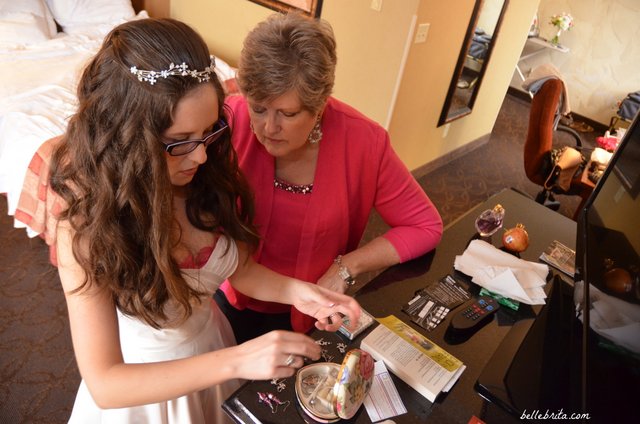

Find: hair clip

[130,55,216,85]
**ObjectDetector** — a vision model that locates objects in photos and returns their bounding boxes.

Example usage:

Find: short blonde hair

[237,12,337,113]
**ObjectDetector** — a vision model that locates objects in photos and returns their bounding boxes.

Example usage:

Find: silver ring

[284,354,295,367]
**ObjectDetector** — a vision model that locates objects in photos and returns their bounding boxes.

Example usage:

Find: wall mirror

[438,0,509,126]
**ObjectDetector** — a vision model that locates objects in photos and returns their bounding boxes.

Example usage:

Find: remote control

[450,296,499,332]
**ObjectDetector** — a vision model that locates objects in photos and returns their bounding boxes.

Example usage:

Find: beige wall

[170,0,271,65]
[322,0,419,129]
[133,0,169,18]
[169,0,539,171]
[512,0,640,126]
[388,0,539,170]
[171,0,417,131]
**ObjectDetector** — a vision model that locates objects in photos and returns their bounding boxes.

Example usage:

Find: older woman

[215,12,443,342]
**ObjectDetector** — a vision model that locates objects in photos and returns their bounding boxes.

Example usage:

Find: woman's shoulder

[224,95,252,137]
[324,97,389,151]
[225,94,248,120]
[325,98,386,138]
[326,97,381,127]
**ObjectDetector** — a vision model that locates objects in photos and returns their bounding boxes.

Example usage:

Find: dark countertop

[224,188,577,423]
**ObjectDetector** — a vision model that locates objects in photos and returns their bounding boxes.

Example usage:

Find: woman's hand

[230,244,360,331]
[230,331,321,380]
[291,282,361,332]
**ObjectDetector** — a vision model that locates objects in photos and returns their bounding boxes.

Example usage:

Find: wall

[133,0,169,17]
[388,0,539,170]
[321,0,419,129]
[170,0,270,65]
[171,0,416,133]
[512,0,640,126]
[170,0,537,171]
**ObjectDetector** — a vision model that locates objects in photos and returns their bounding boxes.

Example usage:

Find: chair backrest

[523,78,563,186]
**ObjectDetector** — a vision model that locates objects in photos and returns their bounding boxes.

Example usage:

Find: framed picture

[249,0,323,18]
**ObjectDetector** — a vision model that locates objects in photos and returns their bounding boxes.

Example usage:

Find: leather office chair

[523,78,593,219]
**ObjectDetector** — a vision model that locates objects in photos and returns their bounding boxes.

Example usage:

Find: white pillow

[44,0,135,34]
[0,0,57,47]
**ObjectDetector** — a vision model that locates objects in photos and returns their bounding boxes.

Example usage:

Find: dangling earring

[249,120,255,133]
[307,116,322,144]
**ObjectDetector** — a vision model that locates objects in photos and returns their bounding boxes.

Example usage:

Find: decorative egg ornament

[502,223,530,252]
[604,267,633,294]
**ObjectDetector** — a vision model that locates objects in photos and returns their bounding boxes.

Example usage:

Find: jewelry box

[295,348,374,422]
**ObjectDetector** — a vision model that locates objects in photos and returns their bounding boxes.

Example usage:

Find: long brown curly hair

[49,18,259,328]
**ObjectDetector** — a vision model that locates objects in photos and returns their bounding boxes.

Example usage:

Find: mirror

[438,0,509,126]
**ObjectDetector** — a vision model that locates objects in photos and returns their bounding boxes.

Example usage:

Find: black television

[575,112,640,422]
[475,113,640,423]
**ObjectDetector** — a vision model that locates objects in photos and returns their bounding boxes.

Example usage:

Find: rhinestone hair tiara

[130,55,216,85]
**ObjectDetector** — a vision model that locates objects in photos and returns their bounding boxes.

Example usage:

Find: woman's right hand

[230,330,321,380]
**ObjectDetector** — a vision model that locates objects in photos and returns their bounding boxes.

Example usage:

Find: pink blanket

[14,136,63,265]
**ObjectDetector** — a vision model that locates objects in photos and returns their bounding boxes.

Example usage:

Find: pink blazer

[221,95,443,332]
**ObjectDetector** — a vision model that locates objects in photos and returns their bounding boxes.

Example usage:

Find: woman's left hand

[292,282,361,332]
[317,264,348,294]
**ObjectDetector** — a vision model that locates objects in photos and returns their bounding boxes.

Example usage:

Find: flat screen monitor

[576,112,640,422]
[475,113,640,422]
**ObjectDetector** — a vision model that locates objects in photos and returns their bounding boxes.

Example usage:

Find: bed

[0,0,237,242]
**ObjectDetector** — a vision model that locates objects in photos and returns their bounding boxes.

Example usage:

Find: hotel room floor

[0,93,597,423]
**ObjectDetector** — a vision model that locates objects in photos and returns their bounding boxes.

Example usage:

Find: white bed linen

[0,11,237,237]
[0,31,106,221]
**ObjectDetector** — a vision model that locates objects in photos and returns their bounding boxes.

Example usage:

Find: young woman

[47,18,359,423]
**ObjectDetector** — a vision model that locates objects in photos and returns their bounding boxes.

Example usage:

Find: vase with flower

[549,12,574,46]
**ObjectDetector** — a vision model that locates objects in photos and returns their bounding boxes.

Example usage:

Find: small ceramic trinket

[475,204,505,237]
[603,259,633,294]
[502,223,530,252]
[295,349,374,422]
[604,267,633,294]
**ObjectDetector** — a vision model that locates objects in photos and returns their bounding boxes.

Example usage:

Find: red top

[221,95,443,332]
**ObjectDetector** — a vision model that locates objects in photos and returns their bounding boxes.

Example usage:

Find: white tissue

[575,281,640,354]
[454,240,549,305]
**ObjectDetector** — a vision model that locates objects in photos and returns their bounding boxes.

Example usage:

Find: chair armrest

[557,124,582,147]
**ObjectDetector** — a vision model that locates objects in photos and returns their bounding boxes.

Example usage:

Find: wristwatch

[334,255,356,287]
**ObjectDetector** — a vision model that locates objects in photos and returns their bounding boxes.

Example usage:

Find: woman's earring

[249,121,255,133]
[307,117,322,144]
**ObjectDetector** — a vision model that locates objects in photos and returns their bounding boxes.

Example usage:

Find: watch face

[338,267,355,283]
[338,267,350,280]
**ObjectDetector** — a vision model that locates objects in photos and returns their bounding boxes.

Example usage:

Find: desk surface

[223,189,577,423]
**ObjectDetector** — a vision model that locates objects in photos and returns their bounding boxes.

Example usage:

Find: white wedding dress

[68,236,241,423]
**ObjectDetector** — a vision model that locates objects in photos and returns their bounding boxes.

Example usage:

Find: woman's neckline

[177,238,220,269]
[274,177,313,194]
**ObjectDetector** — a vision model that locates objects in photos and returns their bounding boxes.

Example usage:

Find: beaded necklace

[273,178,313,195]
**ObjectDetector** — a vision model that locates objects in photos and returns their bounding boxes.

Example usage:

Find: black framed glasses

[163,118,228,156]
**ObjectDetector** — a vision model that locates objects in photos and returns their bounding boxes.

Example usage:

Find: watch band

[334,255,356,287]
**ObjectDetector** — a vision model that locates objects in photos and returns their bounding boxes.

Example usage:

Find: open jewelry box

[295,348,374,422]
